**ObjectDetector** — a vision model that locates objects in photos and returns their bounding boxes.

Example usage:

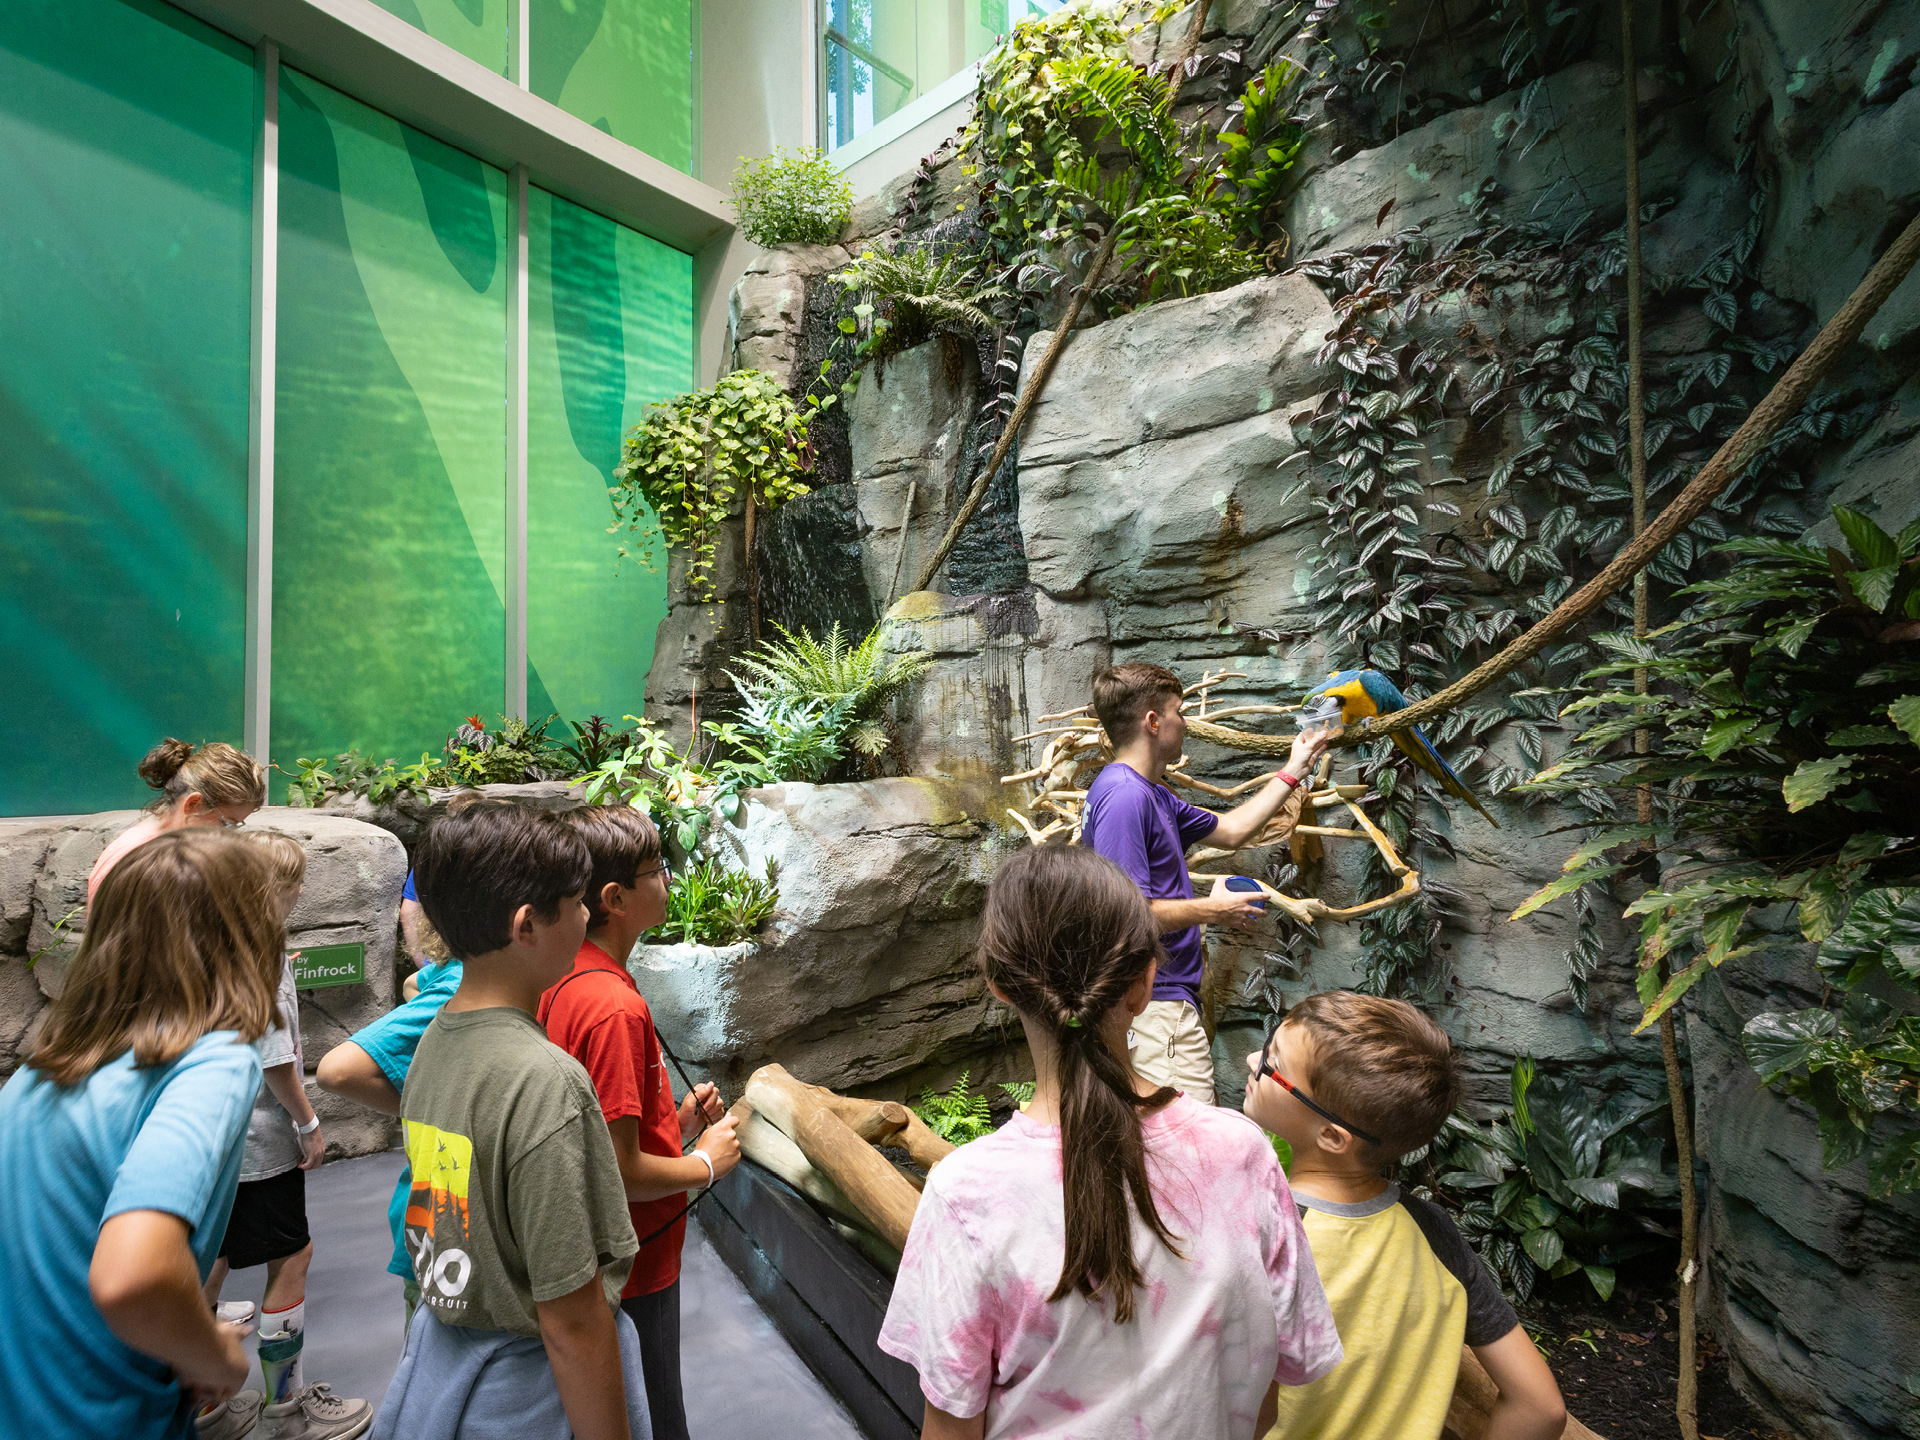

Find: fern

[730,622,932,723]
[1049,54,1178,183]
[831,244,1008,370]
[913,1071,996,1145]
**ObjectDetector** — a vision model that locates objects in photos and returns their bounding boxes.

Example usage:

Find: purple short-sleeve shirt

[1081,762,1219,1006]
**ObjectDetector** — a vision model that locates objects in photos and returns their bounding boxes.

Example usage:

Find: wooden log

[728,1098,883,1241]
[1443,1346,1604,1440]
[803,1085,912,1145]
[886,1106,957,1173]
[743,1065,924,1251]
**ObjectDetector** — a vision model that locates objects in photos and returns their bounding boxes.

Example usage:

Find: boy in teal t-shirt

[315,956,463,1307]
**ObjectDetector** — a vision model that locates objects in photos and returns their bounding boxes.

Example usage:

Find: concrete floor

[217,1151,862,1438]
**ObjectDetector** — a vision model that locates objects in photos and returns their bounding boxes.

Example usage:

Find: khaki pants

[1128,999,1215,1104]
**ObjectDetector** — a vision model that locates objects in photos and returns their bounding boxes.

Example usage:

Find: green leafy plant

[1745,982,1920,1197]
[1424,1058,1677,1301]
[613,369,820,605]
[911,1075,1035,1145]
[26,904,82,971]
[913,1071,996,1145]
[655,858,779,946]
[730,146,852,248]
[702,691,853,787]
[1517,505,1920,1194]
[285,748,437,807]
[437,714,566,787]
[958,8,1300,316]
[576,716,716,855]
[557,715,635,774]
[728,622,932,761]
[830,243,1008,371]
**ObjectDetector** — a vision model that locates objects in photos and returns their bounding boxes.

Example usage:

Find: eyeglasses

[1255,1015,1380,1146]
[633,862,673,886]
[214,811,246,828]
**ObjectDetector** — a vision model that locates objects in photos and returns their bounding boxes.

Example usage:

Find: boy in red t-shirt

[538,808,740,1440]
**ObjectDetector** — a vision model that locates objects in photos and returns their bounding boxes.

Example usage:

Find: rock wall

[683,1,1920,1430]
[626,776,1026,1099]
[0,810,408,1159]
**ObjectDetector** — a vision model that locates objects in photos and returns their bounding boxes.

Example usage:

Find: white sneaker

[259,1383,372,1440]
[216,1301,258,1335]
[196,1390,263,1440]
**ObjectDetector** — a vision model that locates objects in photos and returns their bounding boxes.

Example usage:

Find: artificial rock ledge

[627,776,1027,1101]
[0,809,407,1159]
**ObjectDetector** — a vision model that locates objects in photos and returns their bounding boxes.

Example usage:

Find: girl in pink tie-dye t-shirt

[878,847,1341,1440]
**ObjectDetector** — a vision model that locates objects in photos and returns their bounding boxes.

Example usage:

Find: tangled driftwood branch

[1001,670,1420,924]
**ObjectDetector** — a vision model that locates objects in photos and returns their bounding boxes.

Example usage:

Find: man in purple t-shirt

[1082,662,1328,1103]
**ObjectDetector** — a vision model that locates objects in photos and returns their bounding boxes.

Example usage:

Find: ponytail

[978,845,1181,1323]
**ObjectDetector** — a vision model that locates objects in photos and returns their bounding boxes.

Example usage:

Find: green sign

[292,943,365,990]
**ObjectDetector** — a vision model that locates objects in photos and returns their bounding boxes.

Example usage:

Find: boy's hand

[297,1123,326,1170]
[1204,874,1262,930]
[695,1112,742,1181]
[677,1081,725,1139]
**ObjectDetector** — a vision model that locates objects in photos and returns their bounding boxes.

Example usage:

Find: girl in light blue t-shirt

[0,829,291,1440]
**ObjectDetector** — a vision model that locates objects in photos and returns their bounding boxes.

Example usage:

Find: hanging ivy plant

[611,369,822,605]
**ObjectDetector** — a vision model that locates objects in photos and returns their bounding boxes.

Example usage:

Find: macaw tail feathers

[1441,772,1502,829]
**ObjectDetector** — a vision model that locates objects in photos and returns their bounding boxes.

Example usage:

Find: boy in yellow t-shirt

[1243,991,1568,1440]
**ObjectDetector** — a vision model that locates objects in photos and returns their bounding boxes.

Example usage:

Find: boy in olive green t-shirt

[370,802,650,1440]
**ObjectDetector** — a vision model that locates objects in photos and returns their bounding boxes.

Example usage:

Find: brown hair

[1284,991,1461,1160]
[136,738,266,814]
[414,799,591,959]
[1091,663,1184,740]
[242,830,308,895]
[29,830,284,1086]
[977,845,1179,1323]
[566,806,663,928]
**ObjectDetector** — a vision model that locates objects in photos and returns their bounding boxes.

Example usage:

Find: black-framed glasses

[634,861,673,886]
[1256,1015,1381,1146]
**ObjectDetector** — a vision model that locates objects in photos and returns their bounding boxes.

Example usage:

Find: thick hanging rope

[1180,210,1920,760]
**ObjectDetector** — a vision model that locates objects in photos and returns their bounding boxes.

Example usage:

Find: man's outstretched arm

[1204,727,1329,852]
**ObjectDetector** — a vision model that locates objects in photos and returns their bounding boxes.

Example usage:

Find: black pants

[620,1282,688,1440]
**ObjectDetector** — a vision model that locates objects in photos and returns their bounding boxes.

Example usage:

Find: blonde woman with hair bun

[88,739,268,905]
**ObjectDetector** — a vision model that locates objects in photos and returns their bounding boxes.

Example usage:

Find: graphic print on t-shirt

[403,1119,475,1313]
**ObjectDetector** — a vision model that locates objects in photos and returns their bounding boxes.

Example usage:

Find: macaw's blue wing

[1391,725,1501,828]
[1358,670,1410,714]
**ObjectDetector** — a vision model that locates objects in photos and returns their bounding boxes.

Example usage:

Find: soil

[1519,1261,1792,1440]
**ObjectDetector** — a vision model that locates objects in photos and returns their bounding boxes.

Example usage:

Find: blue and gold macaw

[1305,669,1500,828]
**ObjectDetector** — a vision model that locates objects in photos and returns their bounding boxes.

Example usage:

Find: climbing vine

[612,369,823,605]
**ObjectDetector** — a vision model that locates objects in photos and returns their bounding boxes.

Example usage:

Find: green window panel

[531,0,693,174]
[0,0,253,815]
[527,188,690,728]
[273,69,509,787]
[367,0,514,78]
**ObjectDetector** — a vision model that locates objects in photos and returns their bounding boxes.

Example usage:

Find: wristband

[1275,769,1302,789]
[692,1150,716,1190]
[293,1114,321,1136]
